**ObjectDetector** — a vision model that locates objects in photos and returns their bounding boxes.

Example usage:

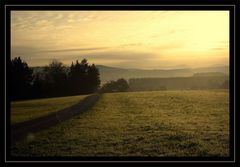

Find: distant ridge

[95,65,229,84]
[32,65,229,84]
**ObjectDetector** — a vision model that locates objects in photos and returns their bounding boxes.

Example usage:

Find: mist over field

[31,64,229,90]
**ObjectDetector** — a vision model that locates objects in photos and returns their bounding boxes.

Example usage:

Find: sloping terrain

[11,90,229,157]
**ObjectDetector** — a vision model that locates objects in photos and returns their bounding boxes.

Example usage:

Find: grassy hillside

[11,90,229,157]
[11,95,87,125]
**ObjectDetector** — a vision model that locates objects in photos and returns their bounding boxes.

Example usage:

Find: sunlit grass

[11,95,88,125]
[11,90,229,157]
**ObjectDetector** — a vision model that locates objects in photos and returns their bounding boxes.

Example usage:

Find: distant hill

[192,72,228,77]
[32,65,229,84]
[129,76,229,91]
[96,65,229,84]
[96,65,194,84]
[193,66,229,74]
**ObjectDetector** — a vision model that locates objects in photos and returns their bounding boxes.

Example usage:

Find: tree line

[10,57,130,101]
[10,57,101,100]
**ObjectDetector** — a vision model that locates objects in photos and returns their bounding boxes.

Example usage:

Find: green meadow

[11,95,87,125]
[11,90,229,157]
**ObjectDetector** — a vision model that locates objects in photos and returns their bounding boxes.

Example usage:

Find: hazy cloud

[154,43,184,50]
[210,47,227,50]
[39,47,110,53]
[11,46,43,56]
[84,50,156,60]
[11,11,229,69]
[119,43,142,47]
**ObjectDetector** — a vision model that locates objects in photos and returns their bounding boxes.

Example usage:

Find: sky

[11,11,229,69]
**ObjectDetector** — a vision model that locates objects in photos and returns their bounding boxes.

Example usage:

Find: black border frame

[1,0,239,166]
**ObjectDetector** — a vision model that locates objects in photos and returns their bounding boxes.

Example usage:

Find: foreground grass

[11,95,87,125]
[11,90,229,157]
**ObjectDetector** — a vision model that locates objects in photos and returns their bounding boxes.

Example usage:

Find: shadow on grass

[11,94,101,146]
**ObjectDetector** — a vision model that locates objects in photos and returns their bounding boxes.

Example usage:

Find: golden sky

[11,11,229,69]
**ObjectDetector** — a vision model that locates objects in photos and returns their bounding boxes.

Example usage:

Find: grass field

[11,95,87,125]
[11,90,229,157]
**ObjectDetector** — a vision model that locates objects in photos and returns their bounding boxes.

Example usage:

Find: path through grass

[11,90,229,157]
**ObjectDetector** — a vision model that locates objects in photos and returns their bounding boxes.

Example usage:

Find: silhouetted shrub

[101,78,129,93]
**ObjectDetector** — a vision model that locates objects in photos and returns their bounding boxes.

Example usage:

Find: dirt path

[11,94,101,146]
